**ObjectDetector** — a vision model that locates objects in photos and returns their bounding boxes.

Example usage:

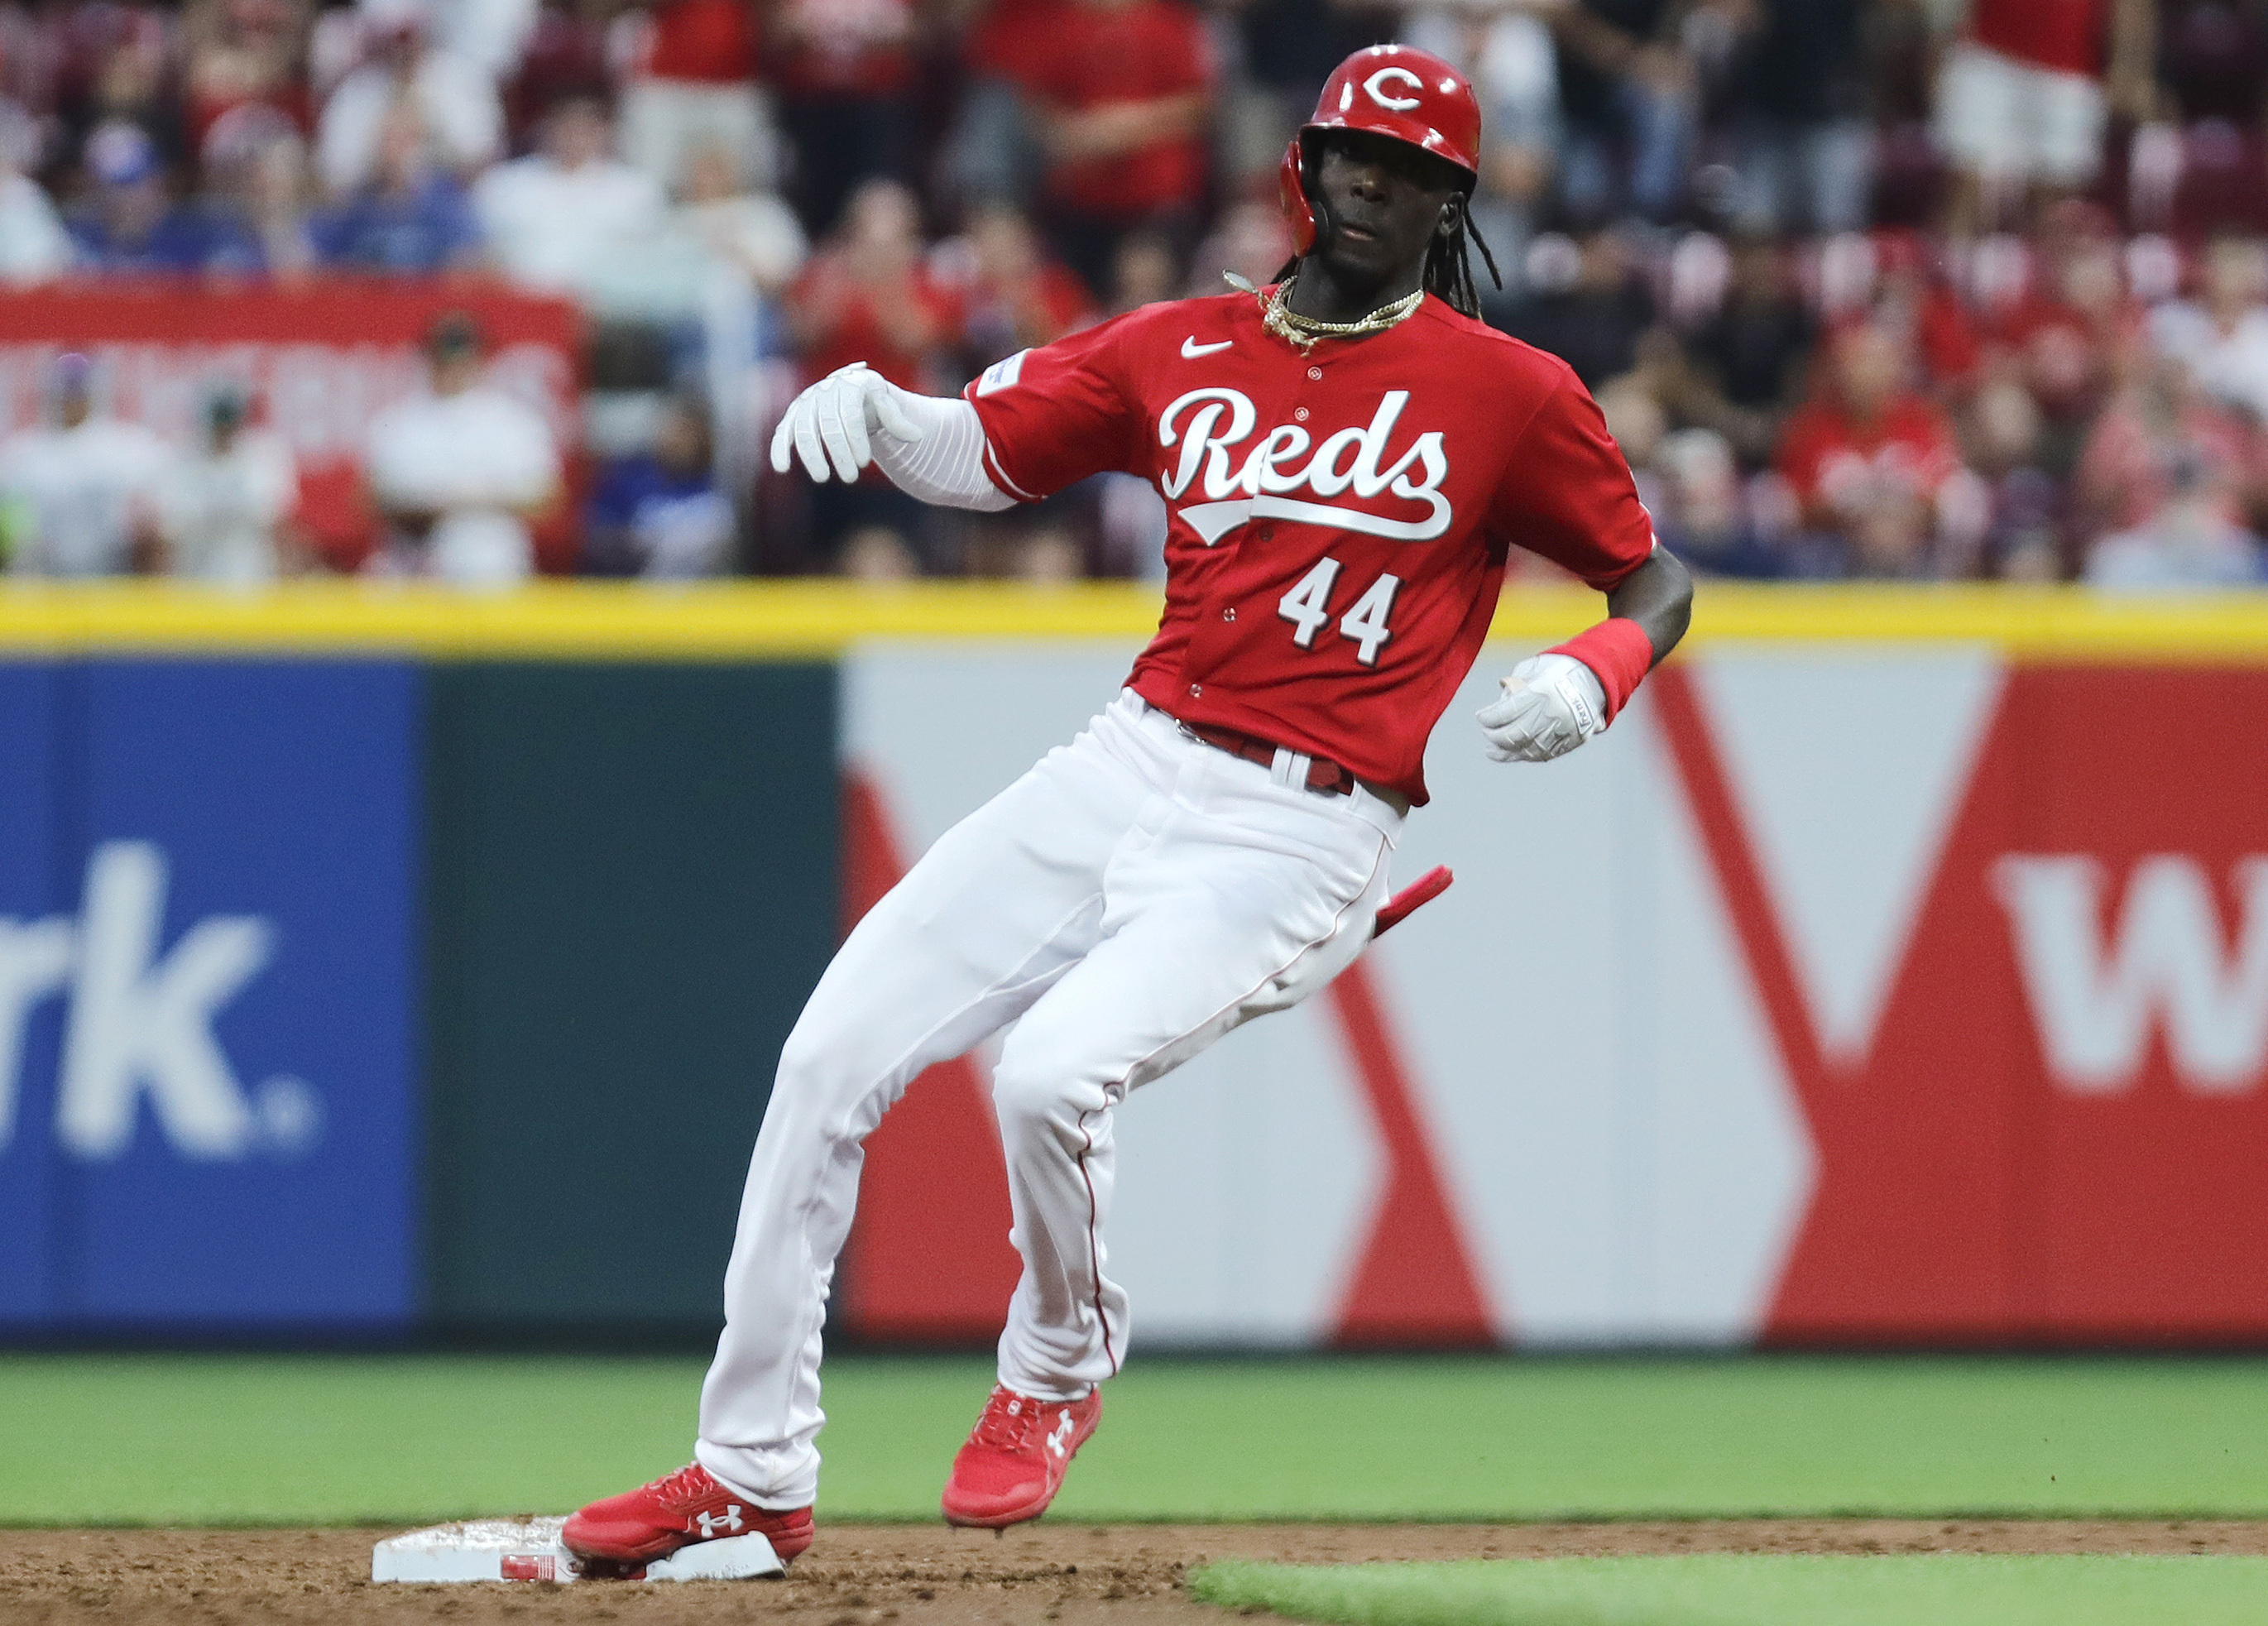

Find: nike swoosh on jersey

[1180,336,1235,358]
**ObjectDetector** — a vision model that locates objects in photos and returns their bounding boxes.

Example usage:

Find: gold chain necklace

[1228,273,1426,353]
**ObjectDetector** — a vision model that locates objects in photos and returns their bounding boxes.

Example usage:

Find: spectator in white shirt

[0,98,67,283]
[0,354,172,578]
[619,0,778,197]
[365,314,560,587]
[578,137,808,324]
[162,382,302,586]
[472,93,668,300]
[2149,233,2268,426]
[678,140,808,298]
[318,0,503,195]
[361,0,539,81]
[0,170,68,282]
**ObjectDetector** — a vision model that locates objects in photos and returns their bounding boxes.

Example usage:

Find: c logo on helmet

[1361,66,1425,111]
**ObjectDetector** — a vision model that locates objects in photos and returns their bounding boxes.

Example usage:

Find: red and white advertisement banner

[0,281,582,568]
[836,641,2268,1349]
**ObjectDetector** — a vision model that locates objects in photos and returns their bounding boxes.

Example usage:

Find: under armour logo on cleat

[1046,1413,1076,1458]
[697,1506,745,1537]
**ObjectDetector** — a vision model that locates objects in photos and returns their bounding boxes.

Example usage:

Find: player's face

[1309,131,1464,291]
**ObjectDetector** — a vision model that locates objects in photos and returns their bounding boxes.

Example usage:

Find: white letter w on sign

[1993,855,2268,1095]
[55,842,275,1160]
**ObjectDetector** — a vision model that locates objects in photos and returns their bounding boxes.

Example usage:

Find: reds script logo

[1157,386,1451,545]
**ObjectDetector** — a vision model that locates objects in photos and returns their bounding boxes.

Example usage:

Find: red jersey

[959,261,1096,357]
[769,0,914,96]
[966,291,1657,804]
[1987,290,2139,418]
[1030,0,1212,219]
[790,256,961,391]
[964,0,1071,89]
[640,0,760,81]
[1777,395,1964,515]
[1972,0,2105,76]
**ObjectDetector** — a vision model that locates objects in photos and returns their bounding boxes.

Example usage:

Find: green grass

[0,1354,2264,1525]
[1189,1556,2268,1626]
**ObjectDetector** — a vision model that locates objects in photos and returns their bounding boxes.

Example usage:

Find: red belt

[1182,720,1357,797]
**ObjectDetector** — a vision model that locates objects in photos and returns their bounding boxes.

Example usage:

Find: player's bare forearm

[1606,548,1693,668]
[1480,551,1691,762]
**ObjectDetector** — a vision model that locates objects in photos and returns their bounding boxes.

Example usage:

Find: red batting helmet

[1279,45,1483,257]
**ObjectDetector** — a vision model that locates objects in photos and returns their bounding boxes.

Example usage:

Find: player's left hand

[770,362,925,483]
[1477,654,1608,763]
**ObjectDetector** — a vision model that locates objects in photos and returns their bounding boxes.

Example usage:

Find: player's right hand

[770,362,926,483]
[1477,653,1609,763]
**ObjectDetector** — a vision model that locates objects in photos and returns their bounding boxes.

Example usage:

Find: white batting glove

[1477,654,1609,764]
[769,362,925,483]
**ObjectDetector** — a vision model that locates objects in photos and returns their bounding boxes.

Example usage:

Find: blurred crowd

[2,0,2267,588]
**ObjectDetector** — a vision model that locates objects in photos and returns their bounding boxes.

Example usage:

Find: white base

[371,1518,786,1583]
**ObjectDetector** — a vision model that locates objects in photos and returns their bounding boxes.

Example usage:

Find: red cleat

[561,1462,813,1566]
[940,1385,1103,1528]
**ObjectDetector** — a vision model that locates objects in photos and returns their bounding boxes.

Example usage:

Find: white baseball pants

[694,691,1402,1506]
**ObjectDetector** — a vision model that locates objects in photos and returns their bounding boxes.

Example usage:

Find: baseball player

[564,43,1693,1569]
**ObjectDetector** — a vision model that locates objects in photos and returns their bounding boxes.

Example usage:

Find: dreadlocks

[1425,197,1502,319]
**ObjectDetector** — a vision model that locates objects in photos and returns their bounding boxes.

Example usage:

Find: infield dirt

[6,1520,2268,1625]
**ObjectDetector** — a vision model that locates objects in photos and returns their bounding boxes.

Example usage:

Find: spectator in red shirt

[1024,0,1211,298]
[1934,0,2155,233]
[942,200,1100,581]
[789,178,957,388]
[1867,230,1983,399]
[784,177,957,573]
[182,0,312,161]
[768,0,918,237]
[945,0,1066,209]
[1982,212,2145,472]
[618,0,779,198]
[1777,321,1983,578]
[950,203,1093,369]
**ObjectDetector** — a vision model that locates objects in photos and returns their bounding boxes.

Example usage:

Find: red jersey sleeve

[964,311,1148,501]
[1487,368,1657,591]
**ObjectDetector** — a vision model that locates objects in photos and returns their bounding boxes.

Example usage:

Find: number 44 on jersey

[1278,559,1401,665]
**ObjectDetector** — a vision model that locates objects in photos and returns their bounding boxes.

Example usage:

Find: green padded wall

[424,663,837,1330]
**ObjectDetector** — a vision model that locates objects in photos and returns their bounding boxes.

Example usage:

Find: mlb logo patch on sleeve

[977,351,1029,396]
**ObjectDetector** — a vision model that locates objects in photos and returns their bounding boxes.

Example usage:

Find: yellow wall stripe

[0,580,2263,660]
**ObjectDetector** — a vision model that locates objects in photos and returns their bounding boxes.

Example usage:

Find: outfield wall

[0,583,2264,1346]
[842,640,2268,1349]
